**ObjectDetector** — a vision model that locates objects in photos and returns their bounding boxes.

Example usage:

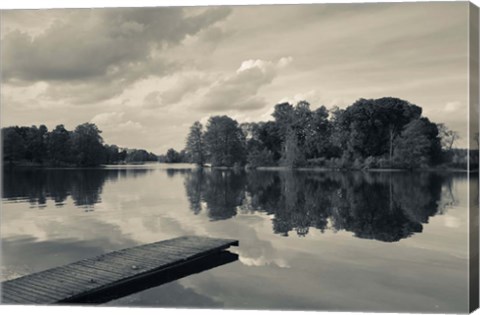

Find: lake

[1,164,472,312]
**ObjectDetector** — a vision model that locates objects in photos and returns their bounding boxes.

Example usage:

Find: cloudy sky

[1,2,472,153]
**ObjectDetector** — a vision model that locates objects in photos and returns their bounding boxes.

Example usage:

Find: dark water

[1,164,472,312]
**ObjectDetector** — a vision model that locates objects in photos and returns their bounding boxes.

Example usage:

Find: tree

[203,116,246,167]
[257,121,283,162]
[104,144,120,164]
[305,105,332,158]
[127,149,157,162]
[247,148,275,168]
[272,102,295,137]
[393,119,437,168]
[71,123,105,166]
[165,148,181,163]
[437,123,460,150]
[22,125,49,163]
[47,124,72,164]
[281,127,306,168]
[185,121,205,166]
[332,97,422,163]
[376,98,422,164]
[2,127,26,163]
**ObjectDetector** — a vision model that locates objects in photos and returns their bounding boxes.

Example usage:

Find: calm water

[1,164,472,312]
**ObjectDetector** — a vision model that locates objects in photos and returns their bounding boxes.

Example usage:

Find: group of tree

[157,148,189,163]
[2,123,158,167]
[178,97,465,169]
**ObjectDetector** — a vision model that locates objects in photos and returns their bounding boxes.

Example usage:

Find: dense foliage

[2,123,157,166]
[178,97,465,169]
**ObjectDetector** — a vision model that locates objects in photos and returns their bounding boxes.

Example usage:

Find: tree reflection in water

[184,169,459,242]
[2,168,153,211]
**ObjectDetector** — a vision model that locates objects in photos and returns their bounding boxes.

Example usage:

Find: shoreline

[2,162,471,173]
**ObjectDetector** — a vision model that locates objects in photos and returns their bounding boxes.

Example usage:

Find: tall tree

[47,124,72,164]
[305,105,332,158]
[281,127,305,168]
[2,127,26,163]
[272,102,295,137]
[333,97,422,162]
[185,121,205,166]
[165,148,181,163]
[393,119,438,168]
[71,123,105,166]
[203,116,246,167]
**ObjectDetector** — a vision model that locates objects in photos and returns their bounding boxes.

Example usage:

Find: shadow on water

[183,169,464,242]
[60,251,238,305]
[2,168,153,210]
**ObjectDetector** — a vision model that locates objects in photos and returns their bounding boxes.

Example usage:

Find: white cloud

[143,74,210,109]
[444,101,461,113]
[196,57,293,112]
[91,112,125,125]
[90,111,143,132]
[143,91,164,109]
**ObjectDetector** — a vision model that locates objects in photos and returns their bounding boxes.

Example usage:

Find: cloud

[143,74,210,109]
[143,92,164,109]
[90,111,143,132]
[2,7,231,104]
[444,101,461,113]
[196,57,292,112]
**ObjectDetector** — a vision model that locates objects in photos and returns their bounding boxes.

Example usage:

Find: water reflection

[184,169,456,242]
[0,165,469,311]
[2,166,461,242]
[2,168,153,210]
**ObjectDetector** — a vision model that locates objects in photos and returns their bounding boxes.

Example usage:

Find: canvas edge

[469,1,480,314]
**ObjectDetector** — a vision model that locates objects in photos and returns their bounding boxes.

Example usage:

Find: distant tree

[305,105,332,158]
[148,152,158,161]
[2,122,156,167]
[331,98,422,164]
[22,125,49,163]
[257,121,283,161]
[437,123,460,150]
[127,149,155,162]
[2,127,26,163]
[272,102,295,137]
[281,127,306,168]
[247,148,275,168]
[393,119,439,168]
[165,148,181,163]
[203,116,246,167]
[104,144,120,164]
[118,149,128,161]
[47,124,72,164]
[185,121,205,166]
[71,123,105,166]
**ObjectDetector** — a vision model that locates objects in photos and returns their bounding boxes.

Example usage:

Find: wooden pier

[1,236,239,305]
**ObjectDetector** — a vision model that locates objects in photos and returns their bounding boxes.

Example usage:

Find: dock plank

[1,236,238,305]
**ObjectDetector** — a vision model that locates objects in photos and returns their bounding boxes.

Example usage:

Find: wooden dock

[1,236,238,305]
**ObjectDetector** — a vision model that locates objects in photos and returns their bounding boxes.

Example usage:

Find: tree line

[2,123,158,167]
[167,97,469,169]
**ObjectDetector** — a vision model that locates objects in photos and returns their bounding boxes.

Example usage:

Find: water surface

[1,164,471,312]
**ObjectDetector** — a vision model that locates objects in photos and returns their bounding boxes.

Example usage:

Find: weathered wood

[1,236,238,305]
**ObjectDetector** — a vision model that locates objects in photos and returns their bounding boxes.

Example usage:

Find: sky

[0,2,473,153]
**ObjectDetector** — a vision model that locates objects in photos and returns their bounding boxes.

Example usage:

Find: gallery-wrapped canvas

[0,1,479,314]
